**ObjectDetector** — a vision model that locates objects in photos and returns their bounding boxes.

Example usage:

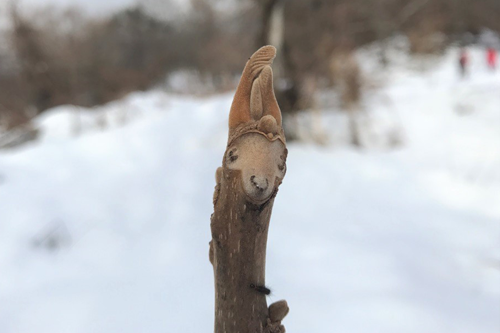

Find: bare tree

[10,6,53,113]
[209,46,289,333]
[330,49,364,147]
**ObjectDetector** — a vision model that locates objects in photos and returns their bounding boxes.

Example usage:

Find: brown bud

[258,115,278,135]
[215,167,223,183]
[269,300,289,322]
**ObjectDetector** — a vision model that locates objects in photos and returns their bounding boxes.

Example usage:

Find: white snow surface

[1,46,499,333]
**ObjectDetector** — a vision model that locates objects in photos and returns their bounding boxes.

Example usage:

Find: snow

[1,45,499,333]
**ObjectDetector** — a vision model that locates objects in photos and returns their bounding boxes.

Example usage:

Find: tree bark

[209,46,289,333]
[211,168,276,333]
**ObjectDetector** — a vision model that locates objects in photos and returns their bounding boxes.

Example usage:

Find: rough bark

[209,46,289,333]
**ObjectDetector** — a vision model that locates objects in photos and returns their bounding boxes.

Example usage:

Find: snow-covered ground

[0,46,499,333]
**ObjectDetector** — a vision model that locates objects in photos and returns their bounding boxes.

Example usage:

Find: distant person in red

[459,48,469,77]
[486,47,497,70]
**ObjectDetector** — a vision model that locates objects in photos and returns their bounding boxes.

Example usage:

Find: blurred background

[0,0,499,332]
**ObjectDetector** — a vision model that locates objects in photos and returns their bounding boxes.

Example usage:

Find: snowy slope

[0,46,499,333]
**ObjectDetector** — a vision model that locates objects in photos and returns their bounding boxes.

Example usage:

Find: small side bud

[258,115,278,135]
[269,300,289,323]
[215,167,223,183]
[209,241,214,264]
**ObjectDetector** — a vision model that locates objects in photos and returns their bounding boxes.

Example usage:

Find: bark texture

[210,46,288,333]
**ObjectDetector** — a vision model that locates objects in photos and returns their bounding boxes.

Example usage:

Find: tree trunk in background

[256,0,307,140]
[11,8,52,114]
[369,0,391,67]
[348,106,362,147]
[257,0,278,47]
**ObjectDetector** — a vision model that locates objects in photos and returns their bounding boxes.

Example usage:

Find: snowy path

[0,47,499,333]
